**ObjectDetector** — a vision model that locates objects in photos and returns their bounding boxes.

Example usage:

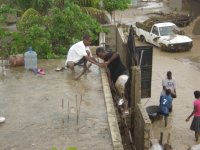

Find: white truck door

[149,26,160,47]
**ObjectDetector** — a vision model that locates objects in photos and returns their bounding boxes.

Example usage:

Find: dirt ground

[0,60,113,150]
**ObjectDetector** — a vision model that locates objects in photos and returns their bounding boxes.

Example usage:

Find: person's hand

[105,61,110,66]
[98,63,107,68]
[186,117,190,122]
[171,92,177,98]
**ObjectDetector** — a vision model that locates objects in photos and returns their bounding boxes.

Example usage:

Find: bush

[46,3,104,55]
[0,4,16,58]
[23,25,53,58]
[1,3,104,58]
[15,8,53,58]
[17,8,43,32]
[104,0,130,13]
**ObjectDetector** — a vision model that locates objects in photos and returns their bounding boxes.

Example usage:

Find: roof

[154,22,176,27]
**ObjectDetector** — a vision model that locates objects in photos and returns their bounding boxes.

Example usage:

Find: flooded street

[0,60,113,150]
[115,1,200,148]
[142,35,200,149]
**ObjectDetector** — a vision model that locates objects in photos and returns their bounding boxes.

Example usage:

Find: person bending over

[96,47,129,115]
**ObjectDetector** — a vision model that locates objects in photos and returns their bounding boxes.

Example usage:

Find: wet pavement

[0,60,113,150]
[115,1,200,149]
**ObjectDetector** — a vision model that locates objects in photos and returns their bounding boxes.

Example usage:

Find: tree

[46,3,104,55]
[0,1,105,58]
[0,4,16,57]
[104,0,130,13]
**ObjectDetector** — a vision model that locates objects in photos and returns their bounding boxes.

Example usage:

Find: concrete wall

[116,27,129,67]
[102,25,152,150]
[100,61,124,150]
[134,104,151,150]
[169,0,182,11]
[103,25,129,67]
[104,25,117,51]
[131,66,151,150]
[190,0,200,20]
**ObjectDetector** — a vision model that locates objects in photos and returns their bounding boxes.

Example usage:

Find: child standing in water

[186,90,200,141]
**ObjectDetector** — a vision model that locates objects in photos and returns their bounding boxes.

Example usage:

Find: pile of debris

[136,12,191,32]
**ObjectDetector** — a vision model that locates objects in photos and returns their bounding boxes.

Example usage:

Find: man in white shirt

[65,34,105,76]
[161,71,177,98]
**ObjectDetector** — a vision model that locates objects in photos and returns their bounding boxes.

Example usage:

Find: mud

[0,60,112,150]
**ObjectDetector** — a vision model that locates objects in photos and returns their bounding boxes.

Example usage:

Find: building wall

[102,25,152,150]
[116,27,129,67]
[169,0,182,11]
[134,104,151,150]
[104,25,117,52]
[190,0,200,20]
[103,25,128,67]
[182,0,189,11]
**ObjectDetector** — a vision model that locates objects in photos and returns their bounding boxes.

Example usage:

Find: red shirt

[194,99,200,116]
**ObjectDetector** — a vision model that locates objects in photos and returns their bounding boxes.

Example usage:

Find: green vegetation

[0,3,104,58]
[104,0,131,14]
[0,4,15,58]
[0,0,131,58]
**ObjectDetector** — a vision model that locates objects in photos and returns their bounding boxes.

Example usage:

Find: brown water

[139,36,200,149]
[115,2,200,148]
[0,60,113,150]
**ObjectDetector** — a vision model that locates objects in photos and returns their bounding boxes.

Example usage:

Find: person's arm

[186,106,195,122]
[162,79,167,90]
[159,96,162,105]
[105,52,119,65]
[174,79,177,95]
[84,55,106,67]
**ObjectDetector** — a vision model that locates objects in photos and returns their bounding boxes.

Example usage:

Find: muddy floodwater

[115,1,200,148]
[0,60,113,150]
[139,36,200,149]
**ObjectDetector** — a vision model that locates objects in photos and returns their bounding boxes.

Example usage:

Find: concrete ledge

[100,67,124,150]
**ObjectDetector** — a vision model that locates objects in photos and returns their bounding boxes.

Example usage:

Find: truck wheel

[140,35,146,43]
[161,44,167,51]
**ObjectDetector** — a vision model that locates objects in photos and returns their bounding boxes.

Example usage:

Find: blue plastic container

[24,47,37,69]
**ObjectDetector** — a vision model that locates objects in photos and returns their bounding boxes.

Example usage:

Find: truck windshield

[159,25,176,36]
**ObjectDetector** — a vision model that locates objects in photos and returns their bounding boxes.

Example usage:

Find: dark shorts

[75,57,86,66]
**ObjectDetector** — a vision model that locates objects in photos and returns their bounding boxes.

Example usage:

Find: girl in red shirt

[186,90,200,141]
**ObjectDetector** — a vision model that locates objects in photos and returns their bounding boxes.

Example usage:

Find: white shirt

[161,77,176,95]
[65,41,91,65]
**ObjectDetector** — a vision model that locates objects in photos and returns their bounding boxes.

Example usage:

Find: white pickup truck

[135,22,193,51]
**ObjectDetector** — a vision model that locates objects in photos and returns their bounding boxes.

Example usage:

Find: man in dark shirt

[96,47,129,114]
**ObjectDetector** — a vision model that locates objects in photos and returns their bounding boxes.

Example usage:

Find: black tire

[140,35,146,43]
[160,44,167,51]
